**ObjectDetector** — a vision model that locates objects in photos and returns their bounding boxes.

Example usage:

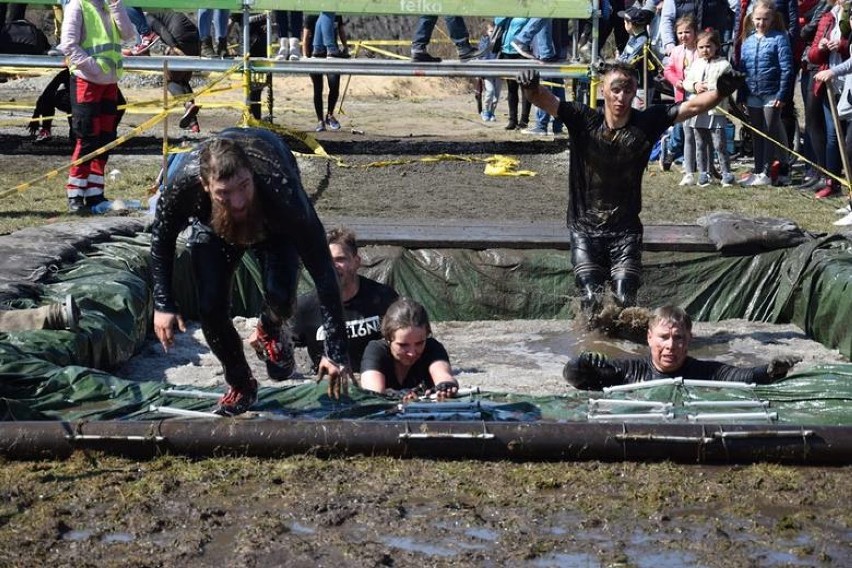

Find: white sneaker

[834,210,852,226]
[835,203,852,215]
[678,173,695,186]
[741,172,771,187]
[288,38,301,61]
[276,45,288,60]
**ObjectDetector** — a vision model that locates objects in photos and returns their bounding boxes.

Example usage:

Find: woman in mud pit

[359,297,458,400]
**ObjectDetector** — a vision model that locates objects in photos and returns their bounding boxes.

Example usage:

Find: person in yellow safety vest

[57,0,134,214]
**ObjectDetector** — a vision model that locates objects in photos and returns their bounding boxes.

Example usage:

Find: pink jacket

[663,44,696,103]
[59,0,134,85]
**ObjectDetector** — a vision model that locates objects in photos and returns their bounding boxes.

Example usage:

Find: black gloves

[434,381,457,394]
[517,69,540,91]
[716,69,746,98]
[766,356,801,380]
[578,351,611,371]
[563,351,618,390]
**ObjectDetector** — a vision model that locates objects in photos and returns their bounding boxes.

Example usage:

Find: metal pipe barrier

[0,54,589,79]
[1,420,849,464]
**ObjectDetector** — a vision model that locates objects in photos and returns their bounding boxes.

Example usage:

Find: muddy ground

[0,70,851,567]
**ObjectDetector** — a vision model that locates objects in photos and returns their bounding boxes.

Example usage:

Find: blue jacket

[494,17,528,55]
[738,30,794,101]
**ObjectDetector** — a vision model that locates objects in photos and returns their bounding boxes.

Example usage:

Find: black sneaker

[412,51,441,63]
[457,44,478,60]
[67,196,86,213]
[328,49,350,59]
[200,37,216,59]
[214,379,258,416]
[179,103,201,129]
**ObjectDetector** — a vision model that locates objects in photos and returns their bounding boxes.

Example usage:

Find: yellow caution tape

[717,105,849,190]
[0,109,169,199]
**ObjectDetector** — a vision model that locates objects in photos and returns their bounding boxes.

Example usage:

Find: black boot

[505,107,518,130]
[217,37,231,58]
[612,278,639,309]
[200,36,216,58]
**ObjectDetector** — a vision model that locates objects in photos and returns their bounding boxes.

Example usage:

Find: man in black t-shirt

[290,227,398,375]
[562,305,800,390]
[518,64,744,318]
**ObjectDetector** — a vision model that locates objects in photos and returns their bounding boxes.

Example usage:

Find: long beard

[210,198,266,246]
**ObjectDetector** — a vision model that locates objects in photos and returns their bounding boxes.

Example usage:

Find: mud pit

[0,75,851,566]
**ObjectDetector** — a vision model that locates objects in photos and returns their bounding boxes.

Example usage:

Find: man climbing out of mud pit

[286,226,399,380]
[517,63,745,322]
[562,305,801,389]
[149,127,353,416]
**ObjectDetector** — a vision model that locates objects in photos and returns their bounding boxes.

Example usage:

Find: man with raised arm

[518,64,744,319]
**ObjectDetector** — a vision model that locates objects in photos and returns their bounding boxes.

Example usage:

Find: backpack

[0,20,51,55]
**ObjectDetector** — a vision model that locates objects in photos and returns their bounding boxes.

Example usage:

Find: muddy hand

[316,357,353,399]
[153,310,185,353]
[517,69,540,91]
[433,381,459,400]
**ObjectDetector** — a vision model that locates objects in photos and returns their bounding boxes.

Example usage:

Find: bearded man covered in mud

[518,63,744,320]
[150,127,352,416]
[562,305,800,389]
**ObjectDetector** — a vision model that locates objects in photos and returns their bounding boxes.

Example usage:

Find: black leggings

[188,221,300,388]
[311,73,340,121]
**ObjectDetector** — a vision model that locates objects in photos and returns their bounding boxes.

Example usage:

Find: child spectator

[736,0,793,187]
[617,6,656,109]
[662,14,697,178]
[476,21,501,122]
[805,0,849,198]
[683,29,734,186]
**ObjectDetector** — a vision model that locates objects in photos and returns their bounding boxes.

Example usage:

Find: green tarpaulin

[0,221,850,424]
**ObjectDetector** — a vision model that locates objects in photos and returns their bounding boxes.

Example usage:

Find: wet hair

[327,226,358,256]
[381,297,431,341]
[199,137,251,184]
[648,305,693,334]
[696,29,721,51]
[675,14,697,33]
[598,60,639,84]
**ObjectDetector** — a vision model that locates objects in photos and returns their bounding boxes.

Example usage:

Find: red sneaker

[249,322,296,379]
[129,32,160,56]
[214,378,258,416]
[768,160,781,184]
[815,184,840,199]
